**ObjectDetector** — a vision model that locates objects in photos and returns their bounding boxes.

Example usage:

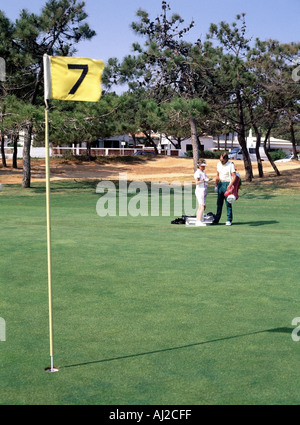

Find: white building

[160,134,215,157]
[246,129,293,153]
[3,129,294,158]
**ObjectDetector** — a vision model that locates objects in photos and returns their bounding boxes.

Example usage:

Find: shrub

[185,150,193,157]
[204,150,225,159]
[185,150,226,159]
[62,151,76,161]
[269,149,287,161]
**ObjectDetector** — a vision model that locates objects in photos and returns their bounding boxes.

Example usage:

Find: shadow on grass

[241,194,277,200]
[29,180,159,195]
[233,220,279,226]
[29,180,100,193]
[62,327,292,370]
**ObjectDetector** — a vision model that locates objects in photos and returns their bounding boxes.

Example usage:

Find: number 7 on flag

[44,55,105,102]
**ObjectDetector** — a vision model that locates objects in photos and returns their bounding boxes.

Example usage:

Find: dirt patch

[1,156,300,189]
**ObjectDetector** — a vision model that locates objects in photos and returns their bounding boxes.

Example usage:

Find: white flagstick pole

[43,55,59,373]
[44,101,58,373]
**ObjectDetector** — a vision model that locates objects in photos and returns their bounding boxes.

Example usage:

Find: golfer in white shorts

[194,159,209,226]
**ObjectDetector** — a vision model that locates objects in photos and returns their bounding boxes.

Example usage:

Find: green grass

[0,179,300,405]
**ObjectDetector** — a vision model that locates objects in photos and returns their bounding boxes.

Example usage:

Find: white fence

[4,147,49,159]
[51,147,179,157]
[4,146,180,158]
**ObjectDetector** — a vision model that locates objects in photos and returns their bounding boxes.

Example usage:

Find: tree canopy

[0,0,299,185]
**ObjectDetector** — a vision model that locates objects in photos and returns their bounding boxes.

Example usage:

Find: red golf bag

[224,173,241,200]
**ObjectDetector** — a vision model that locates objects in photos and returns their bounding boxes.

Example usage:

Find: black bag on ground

[171,215,196,224]
[171,213,216,225]
[171,216,186,224]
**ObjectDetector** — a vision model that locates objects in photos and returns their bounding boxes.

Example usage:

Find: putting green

[0,181,299,405]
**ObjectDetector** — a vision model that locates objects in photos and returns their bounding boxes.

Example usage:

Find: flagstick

[42,53,104,372]
[44,101,59,373]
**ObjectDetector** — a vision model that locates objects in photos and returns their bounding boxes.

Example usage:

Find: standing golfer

[194,159,209,226]
[214,153,236,226]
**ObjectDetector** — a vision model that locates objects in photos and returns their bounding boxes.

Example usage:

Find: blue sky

[1,0,299,64]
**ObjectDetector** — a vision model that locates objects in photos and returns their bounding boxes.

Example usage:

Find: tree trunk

[165,135,180,149]
[143,131,159,154]
[190,117,199,171]
[262,126,280,176]
[13,134,18,169]
[236,91,253,182]
[86,141,92,161]
[248,106,263,177]
[1,133,7,167]
[22,125,33,188]
[30,65,44,106]
[239,131,253,182]
[176,137,182,150]
[132,134,137,148]
[197,136,204,156]
[254,131,263,178]
[290,119,299,160]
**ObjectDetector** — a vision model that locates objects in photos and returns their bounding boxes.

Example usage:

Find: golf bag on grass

[171,212,216,226]
[171,216,186,224]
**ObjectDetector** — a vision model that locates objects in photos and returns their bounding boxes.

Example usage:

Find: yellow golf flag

[43,55,105,102]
